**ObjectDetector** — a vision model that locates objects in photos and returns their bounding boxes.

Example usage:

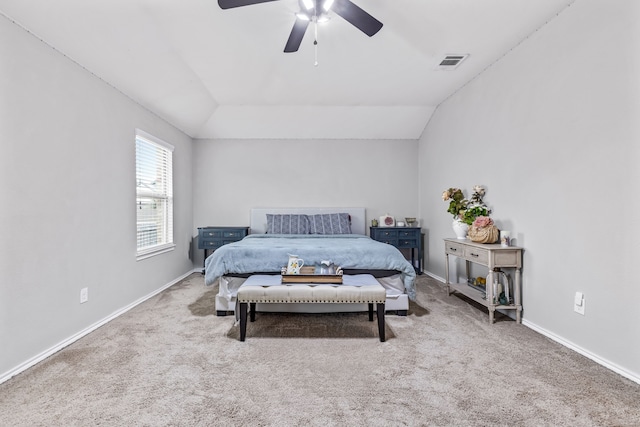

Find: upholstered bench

[236,275,387,342]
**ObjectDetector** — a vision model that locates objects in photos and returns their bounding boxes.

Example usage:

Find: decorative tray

[280,266,343,284]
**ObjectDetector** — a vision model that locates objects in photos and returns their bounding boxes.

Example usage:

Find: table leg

[201,249,209,275]
[465,260,471,286]
[515,268,522,323]
[411,247,415,272]
[418,239,422,274]
[445,254,451,295]
[488,269,495,324]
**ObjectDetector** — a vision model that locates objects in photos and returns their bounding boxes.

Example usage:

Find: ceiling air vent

[436,54,469,70]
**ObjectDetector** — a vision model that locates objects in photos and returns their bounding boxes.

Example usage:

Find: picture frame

[379,214,395,227]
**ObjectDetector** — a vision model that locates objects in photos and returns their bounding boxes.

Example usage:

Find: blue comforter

[204,234,416,300]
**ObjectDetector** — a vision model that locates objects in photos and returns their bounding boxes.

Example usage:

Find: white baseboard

[0,270,195,385]
[523,319,640,385]
[423,270,445,283]
[423,268,640,386]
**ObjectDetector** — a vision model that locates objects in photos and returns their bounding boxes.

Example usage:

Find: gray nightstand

[370,227,422,274]
[198,226,249,273]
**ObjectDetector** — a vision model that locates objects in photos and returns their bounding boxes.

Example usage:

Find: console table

[198,226,249,273]
[444,238,522,323]
[370,227,422,273]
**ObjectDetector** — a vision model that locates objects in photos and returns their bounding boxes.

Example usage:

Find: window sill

[136,243,176,261]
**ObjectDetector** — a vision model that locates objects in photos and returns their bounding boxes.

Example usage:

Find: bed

[204,208,417,316]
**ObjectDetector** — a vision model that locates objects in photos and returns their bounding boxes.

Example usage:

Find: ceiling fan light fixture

[220,0,383,54]
[296,12,311,21]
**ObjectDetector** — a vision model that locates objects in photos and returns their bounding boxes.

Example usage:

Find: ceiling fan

[218,0,383,53]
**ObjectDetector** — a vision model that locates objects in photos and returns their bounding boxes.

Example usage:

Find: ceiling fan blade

[332,0,383,37]
[284,18,310,53]
[218,0,279,10]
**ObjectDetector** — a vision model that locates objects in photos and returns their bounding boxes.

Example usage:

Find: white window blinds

[135,130,174,258]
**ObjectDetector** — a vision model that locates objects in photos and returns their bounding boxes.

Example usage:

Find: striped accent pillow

[308,213,352,235]
[266,214,310,234]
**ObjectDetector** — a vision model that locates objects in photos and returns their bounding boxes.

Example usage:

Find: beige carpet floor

[1,273,639,426]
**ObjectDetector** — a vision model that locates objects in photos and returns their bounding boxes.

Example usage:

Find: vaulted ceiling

[1,0,574,139]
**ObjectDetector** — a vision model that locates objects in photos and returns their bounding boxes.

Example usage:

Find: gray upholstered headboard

[250,207,366,235]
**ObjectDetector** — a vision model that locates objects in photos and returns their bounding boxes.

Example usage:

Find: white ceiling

[1,0,574,139]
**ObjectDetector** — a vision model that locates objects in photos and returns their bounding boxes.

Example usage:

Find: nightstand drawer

[398,229,420,239]
[198,226,249,250]
[373,229,399,239]
[445,241,465,256]
[464,247,489,264]
[223,230,244,238]
[201,229,223,239]
[378,238,399,246]
[397,229,419,248]
[201,240,224,249]
[398,238,418,248]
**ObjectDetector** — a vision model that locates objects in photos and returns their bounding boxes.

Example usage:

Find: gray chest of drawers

[370,227,422,273]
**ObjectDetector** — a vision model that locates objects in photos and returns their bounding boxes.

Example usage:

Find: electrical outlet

[80,287,88,304]
[574,291,584,315]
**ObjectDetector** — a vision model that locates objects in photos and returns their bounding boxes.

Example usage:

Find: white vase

[452,219,469,240]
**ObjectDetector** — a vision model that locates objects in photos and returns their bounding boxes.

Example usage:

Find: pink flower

[473,216,493,228]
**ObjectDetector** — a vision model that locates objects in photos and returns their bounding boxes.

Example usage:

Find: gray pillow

[308,213,352,235]
[266,214,310,234]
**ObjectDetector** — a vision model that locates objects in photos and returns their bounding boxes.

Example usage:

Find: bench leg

[250,302,256,322]
[368,303,374,321]
[239,302,248,342]
[377,303,386,342]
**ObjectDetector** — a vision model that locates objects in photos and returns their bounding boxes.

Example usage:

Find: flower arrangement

[472,216,493,228]
[442,185,491,225]
[441,187,466,219]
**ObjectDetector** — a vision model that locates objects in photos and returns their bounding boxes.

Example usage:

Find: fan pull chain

[314,20,319,66]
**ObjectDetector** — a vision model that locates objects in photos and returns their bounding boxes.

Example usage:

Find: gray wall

[0,17,194,378]
[192,138,420,267]
[418,0,640,380]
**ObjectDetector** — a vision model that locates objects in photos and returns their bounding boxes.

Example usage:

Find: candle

[500,231,511,247]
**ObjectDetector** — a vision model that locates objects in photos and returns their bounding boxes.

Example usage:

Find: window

[135,129,174,259]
